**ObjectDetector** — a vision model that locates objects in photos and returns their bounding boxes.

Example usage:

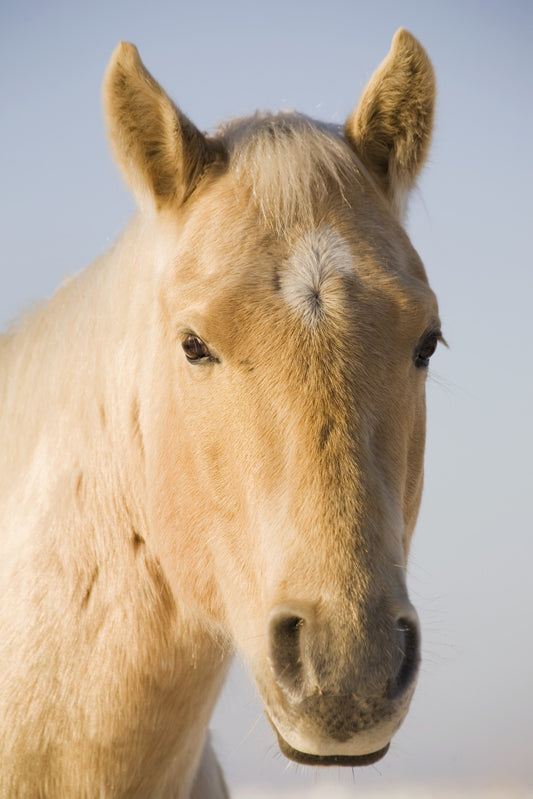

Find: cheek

[175,379,271,535]
[195,437,260,541]
[402,396,427,549]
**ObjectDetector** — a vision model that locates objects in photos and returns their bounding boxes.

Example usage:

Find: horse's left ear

[345,29,436,220]
[103,43,223,212]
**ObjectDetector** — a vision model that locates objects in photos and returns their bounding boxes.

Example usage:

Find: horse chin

[274,730,390,768]
[266,714,391,768]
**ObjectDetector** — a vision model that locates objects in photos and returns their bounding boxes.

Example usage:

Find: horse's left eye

[414,331,441,369]
[182,335,212,363]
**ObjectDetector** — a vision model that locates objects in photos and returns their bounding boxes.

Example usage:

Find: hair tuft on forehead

[218,113,362,235]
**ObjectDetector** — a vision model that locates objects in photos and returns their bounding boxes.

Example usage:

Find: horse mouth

[274,728,390,767]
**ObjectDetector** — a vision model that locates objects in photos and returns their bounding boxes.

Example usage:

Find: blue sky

[1,0,532,794]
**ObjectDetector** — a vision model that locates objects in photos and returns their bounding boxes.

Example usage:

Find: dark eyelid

[414,328,443,369]
[423,327,446,347]
[429,329,448,351]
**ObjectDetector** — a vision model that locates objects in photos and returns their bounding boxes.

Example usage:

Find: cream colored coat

[0,30,439,798]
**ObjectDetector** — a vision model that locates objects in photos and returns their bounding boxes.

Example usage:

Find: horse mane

[218,112,363,234]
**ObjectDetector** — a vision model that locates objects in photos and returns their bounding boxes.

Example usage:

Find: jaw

[273,726,390,767]
[265,702,405,769]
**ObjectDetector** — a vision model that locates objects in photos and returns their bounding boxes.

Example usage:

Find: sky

[1,0,532,796]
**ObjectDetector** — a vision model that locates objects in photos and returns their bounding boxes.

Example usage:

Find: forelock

[217,113,361,234]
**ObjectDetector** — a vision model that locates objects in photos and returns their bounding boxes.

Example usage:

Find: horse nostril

[392,616,420,698]
[268,610,307,699]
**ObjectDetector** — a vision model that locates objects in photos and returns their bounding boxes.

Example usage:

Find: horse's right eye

[182,335,212,363]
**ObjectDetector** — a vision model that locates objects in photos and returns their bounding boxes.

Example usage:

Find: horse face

[104,29,437,765]
[150,171,439,764]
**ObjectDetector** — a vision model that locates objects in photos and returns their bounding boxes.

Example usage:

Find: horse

[0,28,439,798]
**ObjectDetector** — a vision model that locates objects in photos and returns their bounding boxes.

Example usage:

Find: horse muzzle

[260,600,421,765]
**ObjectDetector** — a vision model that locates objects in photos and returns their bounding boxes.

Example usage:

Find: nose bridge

[280,435,408,609]
[264,347,418,682]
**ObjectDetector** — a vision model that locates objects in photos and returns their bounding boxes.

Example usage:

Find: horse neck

[0,221,152,604]
[2,219,145,494]
[0,219,232,789]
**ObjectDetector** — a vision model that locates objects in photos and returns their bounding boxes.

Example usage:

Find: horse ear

[103,43,222,212]
[345,29,436,220]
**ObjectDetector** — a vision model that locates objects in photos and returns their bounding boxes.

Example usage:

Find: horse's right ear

[103,43,223,212]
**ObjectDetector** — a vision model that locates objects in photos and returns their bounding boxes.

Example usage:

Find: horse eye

[182,335,212,363]
[414,331,441,369]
